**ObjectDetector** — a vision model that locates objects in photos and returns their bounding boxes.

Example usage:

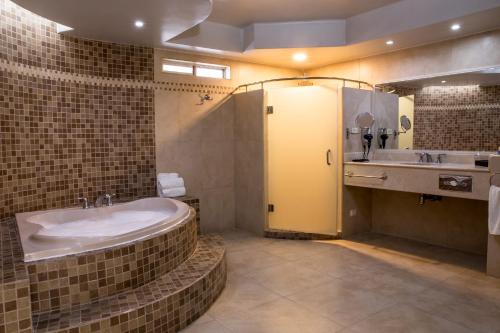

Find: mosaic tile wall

[398,85,500,151]
[0,0,157,219]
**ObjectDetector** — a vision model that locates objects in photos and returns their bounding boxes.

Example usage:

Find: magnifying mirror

[400,115,412,132]
[355,112,375,129]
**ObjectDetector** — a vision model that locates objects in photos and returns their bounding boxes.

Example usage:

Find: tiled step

[32,235,226,333]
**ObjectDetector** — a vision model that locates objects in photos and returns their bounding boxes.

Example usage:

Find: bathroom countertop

[345,160,489,173]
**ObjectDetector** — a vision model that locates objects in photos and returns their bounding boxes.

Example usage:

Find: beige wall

[308,30,500,85]
[372,190,488,255]
[154,49,299,232]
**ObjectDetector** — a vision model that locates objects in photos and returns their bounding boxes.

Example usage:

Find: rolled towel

[489,186,500,235]
[158,177,184,189]
[161,187,186,198]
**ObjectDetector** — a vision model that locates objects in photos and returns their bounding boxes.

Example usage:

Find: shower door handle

[326,149,332,165]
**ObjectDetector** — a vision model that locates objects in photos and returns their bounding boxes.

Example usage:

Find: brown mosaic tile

[32,235,226,333]
[0,217,27,284]
[27,209,198,314]
[0,0,154,81]
[396,85,500,151]
[0,69,156,218]
[179,196,201,234]
[265,228,337,240]
[0,217,32,333]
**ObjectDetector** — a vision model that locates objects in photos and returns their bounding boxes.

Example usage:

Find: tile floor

[182,230,500,333]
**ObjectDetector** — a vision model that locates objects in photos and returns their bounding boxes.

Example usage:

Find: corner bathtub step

[32,235,226,333]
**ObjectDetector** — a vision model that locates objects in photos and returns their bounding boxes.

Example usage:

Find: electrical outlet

[349,209,357,217]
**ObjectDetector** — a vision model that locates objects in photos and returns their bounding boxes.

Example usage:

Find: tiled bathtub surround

[27,209,197,314]
[0,217,32,333]
[33,235,226,333]
[397,85,500,151]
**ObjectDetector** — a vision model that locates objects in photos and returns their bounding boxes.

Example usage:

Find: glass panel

[196,66,225,79]
[267,86,338,235]
[162,63,193,75]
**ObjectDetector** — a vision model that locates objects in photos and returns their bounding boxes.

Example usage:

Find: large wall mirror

[378,68,500,152]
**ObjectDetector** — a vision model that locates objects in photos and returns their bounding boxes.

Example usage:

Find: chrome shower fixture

[197,93,213,105]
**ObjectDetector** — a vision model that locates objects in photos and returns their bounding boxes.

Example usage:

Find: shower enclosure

[231,77,372,237]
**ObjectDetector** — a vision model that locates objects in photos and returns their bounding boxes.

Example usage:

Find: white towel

[489,186,500,235]
[161,187,186,198]
[158,177,184,189]
[157,173,179,182]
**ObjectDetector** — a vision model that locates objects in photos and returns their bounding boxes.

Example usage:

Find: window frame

[161,58,231,80]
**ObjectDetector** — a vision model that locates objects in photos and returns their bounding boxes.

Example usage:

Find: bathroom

[1,0,500,332]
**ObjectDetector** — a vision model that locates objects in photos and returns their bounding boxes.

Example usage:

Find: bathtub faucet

[95,193,116,207]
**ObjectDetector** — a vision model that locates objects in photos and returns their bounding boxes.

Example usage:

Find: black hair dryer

[378,128,389,149]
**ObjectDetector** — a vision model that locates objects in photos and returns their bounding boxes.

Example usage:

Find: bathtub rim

[16,198,194,262]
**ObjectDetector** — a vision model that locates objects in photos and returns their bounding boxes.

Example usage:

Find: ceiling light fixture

[385,40,394,45]
[441,80,447,83]
[292,53,307,62]
[450,24,461,31]
[134,20,145,28]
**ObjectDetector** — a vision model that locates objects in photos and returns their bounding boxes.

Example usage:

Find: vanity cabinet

[344,162,489,201]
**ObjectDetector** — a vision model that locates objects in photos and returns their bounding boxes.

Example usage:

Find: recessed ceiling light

[385,40,394,45]
[134,20,145,28]
[441,80,447,83]
[292,53,307,62]
[450,24,461,31]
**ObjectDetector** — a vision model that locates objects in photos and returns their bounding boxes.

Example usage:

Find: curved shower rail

[230,76,374,95]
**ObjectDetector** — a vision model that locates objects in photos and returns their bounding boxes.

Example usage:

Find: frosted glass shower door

[267,86,338,235]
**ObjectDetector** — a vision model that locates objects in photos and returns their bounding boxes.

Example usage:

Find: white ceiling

[12,0,212,46]
[383,68,500,88]
[208,0,400,27]
[11,0,500,70]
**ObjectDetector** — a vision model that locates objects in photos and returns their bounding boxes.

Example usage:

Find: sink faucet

[95,193,116,207]
[424,153,433,163]
[436,153,446,164]
[415,152,433,163]
[78,197,92,209]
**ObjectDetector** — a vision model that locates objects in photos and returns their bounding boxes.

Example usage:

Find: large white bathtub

[16,198,191,262]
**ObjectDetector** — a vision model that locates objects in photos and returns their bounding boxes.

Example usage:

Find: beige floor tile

[293,252,372,278]
[261,240,334,261]
[213,298,344,333]
[185,230,498,333]
[207,273,282,316]
[180,319,232,333]
[287,279,395,326]
[226,249,284,276]
[409,284,500,333]
[348,303,473,333]
[248,262,335,296]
